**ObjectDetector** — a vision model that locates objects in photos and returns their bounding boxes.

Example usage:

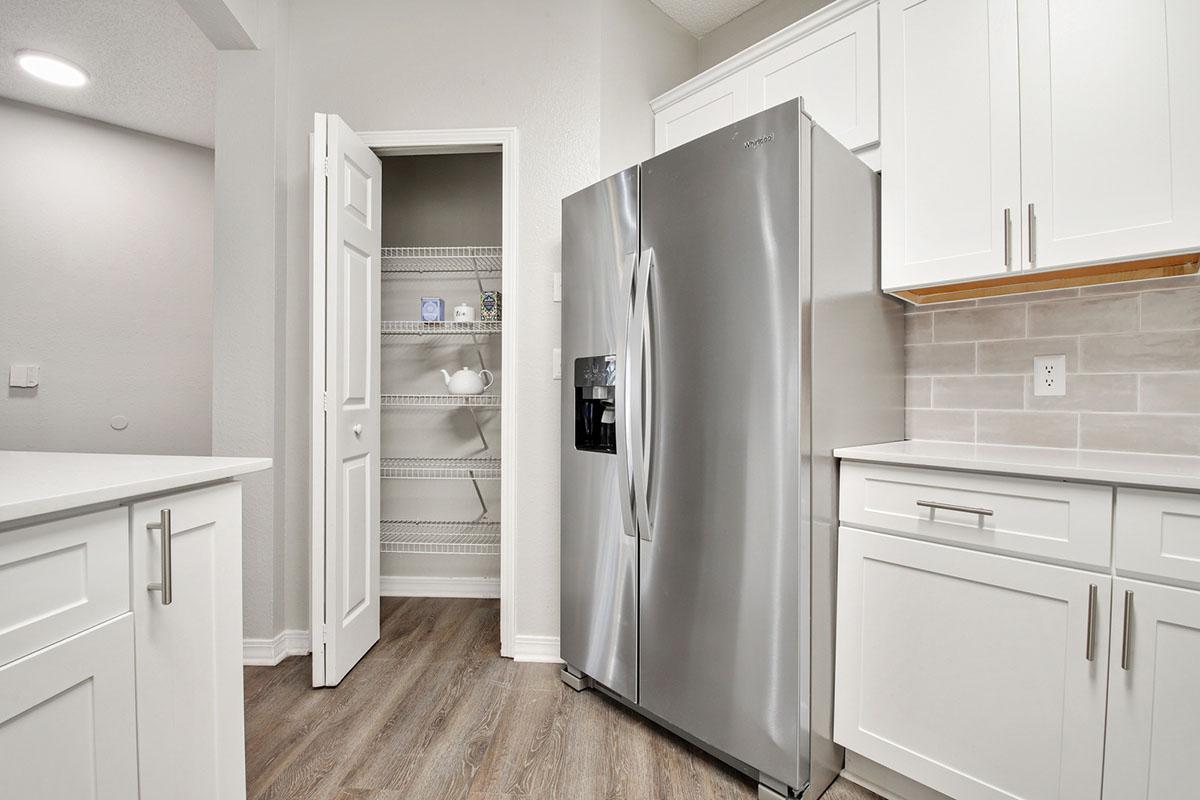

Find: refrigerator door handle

[615,252,639,538]
[632,247,655,542]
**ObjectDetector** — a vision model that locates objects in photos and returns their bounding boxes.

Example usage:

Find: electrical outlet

[552,348,562,380]
[553,272,562,303]
[1033,355,1067,397]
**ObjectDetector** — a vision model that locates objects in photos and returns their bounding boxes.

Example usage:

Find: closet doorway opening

[309,118,519,687]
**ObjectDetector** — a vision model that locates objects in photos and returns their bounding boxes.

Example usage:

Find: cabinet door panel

[653,72,749,154]
[0,506,128,666]
[1019,0,1200,270]
[748,3,879,152]
[834,527,1108,800]
[0,614,138,800]
[1103,579,1200,800]
[880,0,1022,290]
[132,483,245,800]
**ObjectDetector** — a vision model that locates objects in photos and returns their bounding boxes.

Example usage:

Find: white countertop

[834,440,1200,492]
[0,451,272,525]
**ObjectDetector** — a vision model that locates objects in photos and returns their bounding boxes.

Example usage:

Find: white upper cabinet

[879,0,1022,291]
[1103,579,1200,800]
[881,0,1200,292]
[653,0,879,160]
[746,3,879,152]
[654,72,750,154]
[1018,0,1200,272]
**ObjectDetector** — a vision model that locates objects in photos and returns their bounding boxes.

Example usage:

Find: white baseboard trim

[243,629,311,666]
[511,634,561,663]
[381,575,500,598]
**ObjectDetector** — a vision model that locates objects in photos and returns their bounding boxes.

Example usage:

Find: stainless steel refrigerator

[560,100,905,799]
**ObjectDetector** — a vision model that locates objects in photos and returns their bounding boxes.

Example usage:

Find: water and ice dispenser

[574,355,616,454]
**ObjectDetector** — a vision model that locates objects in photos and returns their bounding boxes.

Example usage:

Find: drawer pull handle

[916,500,994,517]
[1085,584,1098,662]
[1121,590,1133,671]
[146,509,173,606]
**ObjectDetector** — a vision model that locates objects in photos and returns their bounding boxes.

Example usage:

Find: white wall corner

[511,635,562,664]
[243,629,311,666]
[176,0,260,49]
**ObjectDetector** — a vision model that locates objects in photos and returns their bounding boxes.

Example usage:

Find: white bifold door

[311,112,383,687]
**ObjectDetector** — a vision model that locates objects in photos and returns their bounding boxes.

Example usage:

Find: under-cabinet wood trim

[892,253,1199,305]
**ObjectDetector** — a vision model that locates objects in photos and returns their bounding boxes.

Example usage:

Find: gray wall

[698,0,838,70]
[213,0,696,644]
[0,99,214,456]
[904,276,1200,454]
[381,153,502,246]
[213,0,289,641]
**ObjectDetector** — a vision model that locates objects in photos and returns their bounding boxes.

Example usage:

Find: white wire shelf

[380,520,500,555]
[381,393,501,408]
[380,456,501,480]
[381,320,501,336]
[381,246,502,274]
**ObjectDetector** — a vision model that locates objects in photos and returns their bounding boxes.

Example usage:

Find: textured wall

[698,0,837,70]
[276,0,697,644]
[0,99,213,456]
[904,275,1200,455]
[213,0,289,640]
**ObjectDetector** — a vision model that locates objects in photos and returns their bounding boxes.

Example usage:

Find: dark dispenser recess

[575,355,617,454]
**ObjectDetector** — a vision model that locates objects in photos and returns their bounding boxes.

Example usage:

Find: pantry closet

[310,114,517,687]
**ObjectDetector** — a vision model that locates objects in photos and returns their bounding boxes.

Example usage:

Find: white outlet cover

[553,272,562,303]
[552,348,562,380]
[1033,354,1067,397]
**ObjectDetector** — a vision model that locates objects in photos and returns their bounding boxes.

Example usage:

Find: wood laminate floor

[245,597,880,800]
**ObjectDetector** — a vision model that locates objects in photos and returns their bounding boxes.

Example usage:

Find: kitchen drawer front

[0,507,130,667]
[1115,488,1200,589]
[840,462,1112,568]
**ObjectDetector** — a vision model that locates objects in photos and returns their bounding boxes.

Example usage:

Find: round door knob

[352,424,363,437]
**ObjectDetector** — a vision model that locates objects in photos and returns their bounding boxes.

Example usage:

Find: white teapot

[441,367,494,395]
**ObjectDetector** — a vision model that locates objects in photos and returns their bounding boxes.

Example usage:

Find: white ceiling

[649,0,767,37]
[0,0,216,148]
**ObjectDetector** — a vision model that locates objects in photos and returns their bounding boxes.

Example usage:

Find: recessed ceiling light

[16,50,89,87]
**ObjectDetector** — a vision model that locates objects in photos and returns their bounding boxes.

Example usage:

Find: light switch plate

[9,364,39,388]
[1033,355,1066,397]
[552,348,562,380]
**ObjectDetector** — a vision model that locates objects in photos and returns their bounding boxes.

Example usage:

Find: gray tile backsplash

[903,276,1200,455]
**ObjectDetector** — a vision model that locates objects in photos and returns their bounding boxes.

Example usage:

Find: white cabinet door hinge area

[1017,0,1200,272]
[879,0,1022,290]
[835,527,1109,800]
[1102,578,1200,800]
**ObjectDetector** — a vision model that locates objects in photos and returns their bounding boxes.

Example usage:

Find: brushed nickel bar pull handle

[1027,203,1037,267]
[1121,590,1134,670]
[1085,584,1098,661]
[916,500,994,517]
[616,253,638,539]
[146,509,173,605]
[1003,208,1012,269]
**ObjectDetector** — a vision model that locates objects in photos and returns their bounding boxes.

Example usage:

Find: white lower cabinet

[0,480,248,799]
[835,526,1109,800]
[837,463,1200,800]
[132,483,246,800]
[1102,578,1200,800]
[0,614,140,799]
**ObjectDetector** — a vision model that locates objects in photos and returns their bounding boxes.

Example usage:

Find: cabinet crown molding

[651,0,878,113]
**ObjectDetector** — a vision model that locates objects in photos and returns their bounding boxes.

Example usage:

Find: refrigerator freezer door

[637,102,804,786]
[561,167,640,702]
